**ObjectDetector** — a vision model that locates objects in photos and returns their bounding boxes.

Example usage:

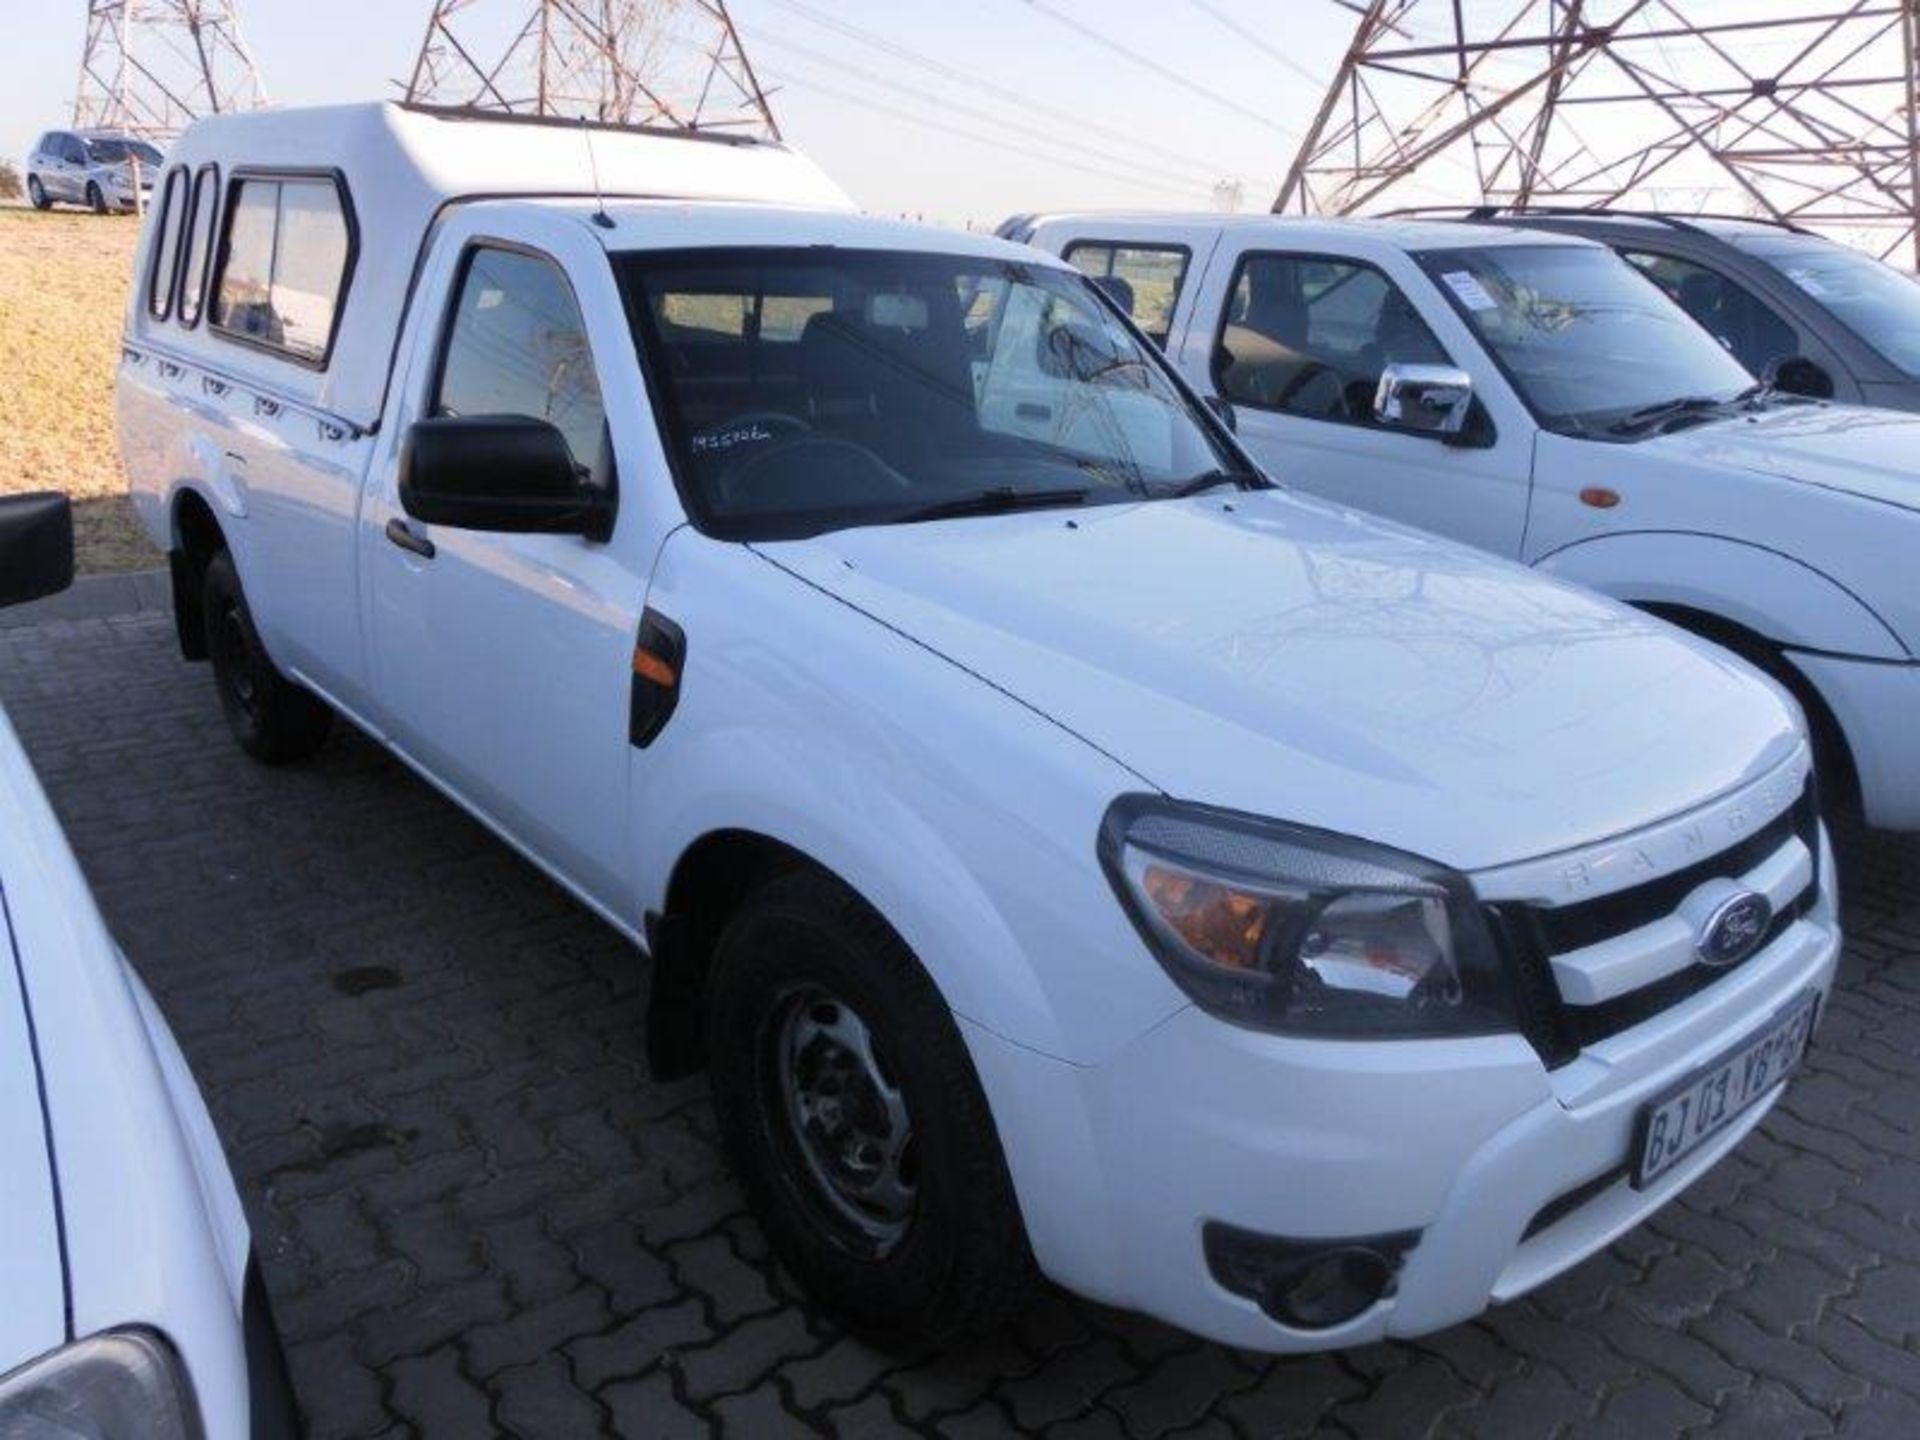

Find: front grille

[1530,799,1804,956]
[1496,781,1820,1069]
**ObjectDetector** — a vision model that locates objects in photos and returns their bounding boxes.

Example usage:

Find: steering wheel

[716,434,912,510]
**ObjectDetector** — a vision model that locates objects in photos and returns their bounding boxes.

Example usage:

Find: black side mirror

[1764,355,1836,400]
[400,415,614,541]
[0,492,76,609]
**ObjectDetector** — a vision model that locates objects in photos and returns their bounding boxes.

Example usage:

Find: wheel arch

[1533,530,1909,660]
[1532,531,1891,808]
[168,486,226,662]
[634,753,1115,1079]
[640,812,1064,1082]
[644,827,816,1080]
[1634,601,1860,810]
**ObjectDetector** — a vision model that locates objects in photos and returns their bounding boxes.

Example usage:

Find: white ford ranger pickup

[119,104,1838,1352]
[0,494,297,1437]
[1012,213,1920,832]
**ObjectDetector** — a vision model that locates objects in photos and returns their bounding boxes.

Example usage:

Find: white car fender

[628,533,1189,1067]
[1533,530,1908,660]
[121,968,251,1292]
[0,710,254,1438]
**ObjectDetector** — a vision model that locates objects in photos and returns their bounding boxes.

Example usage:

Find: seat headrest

[801,311,878,421]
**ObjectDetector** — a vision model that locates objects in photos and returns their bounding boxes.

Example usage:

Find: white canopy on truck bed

[128,101,854,428]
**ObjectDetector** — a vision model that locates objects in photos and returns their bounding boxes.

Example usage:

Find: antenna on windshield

[580,115,614,230]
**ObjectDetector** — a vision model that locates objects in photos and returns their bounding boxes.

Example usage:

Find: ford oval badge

[1697,891,1774,969]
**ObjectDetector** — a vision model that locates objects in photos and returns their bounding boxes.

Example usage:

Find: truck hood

[1652,402,1920,514]
[757,493,1801,873]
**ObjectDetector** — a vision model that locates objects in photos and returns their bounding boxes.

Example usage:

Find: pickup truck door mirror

[1763,354,1836,400]
[1373,363,1475,439]
[0,492,76,609]
[399,415,614,542]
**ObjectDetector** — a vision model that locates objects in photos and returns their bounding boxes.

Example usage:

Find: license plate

[1632,991,1819,1188]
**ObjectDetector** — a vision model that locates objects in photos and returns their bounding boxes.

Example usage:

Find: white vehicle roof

[1017,210,1597,258]
[131,102,855,428]
[515,199,1064,263]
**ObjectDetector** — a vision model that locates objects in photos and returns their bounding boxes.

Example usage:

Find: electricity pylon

[74,0,268,138]
[404,0,780,138]
[1277,1,1920,265]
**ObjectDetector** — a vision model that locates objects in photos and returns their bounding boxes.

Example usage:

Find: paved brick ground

[3,611,1919,1439]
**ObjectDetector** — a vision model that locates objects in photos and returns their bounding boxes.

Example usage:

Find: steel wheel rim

[768,985,917,1251]
[211,598,259,719]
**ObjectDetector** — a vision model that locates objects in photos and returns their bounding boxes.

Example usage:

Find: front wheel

[27,176,50,211]
[202,550,334,763]
[706,869,1035,1348]
[86,181,107,215]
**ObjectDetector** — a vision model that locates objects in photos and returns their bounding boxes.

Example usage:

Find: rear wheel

[27,176,49,211]
[86,181,107,215]
[202,549,333,763]
[706,869,1035,1348]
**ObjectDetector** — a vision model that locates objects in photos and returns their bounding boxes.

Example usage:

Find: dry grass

[0,206,159,573]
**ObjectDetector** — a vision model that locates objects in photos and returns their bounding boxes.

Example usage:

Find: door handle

[384,517,436,560]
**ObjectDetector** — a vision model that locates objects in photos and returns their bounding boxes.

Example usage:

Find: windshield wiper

[1166,467,1267,498]
[1606,394,1734,436]
[894,486,1090,524]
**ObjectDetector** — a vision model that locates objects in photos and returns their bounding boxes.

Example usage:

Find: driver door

[1187,244,1534,558]
[365,222,646,921]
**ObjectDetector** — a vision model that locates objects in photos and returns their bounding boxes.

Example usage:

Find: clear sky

[5,0,1363,227]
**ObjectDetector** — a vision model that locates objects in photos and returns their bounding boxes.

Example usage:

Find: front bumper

[967,846,1839,1352]
[1789,650,1920,830]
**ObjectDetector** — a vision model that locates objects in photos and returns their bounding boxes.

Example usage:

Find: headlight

[0,1331,201,1439]
[1099,796,1515,1038]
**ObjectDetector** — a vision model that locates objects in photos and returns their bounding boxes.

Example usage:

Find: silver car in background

[25,129,162,214]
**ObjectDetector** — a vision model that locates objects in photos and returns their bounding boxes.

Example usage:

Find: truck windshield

[1415,243,1753,437]
[619,248,1242,539]
[1734,233,1920,379]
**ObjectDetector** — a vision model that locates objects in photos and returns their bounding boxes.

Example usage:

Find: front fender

[1533,531,1909,662]
[628,534,1187,1066]
[637,730,1059,1047]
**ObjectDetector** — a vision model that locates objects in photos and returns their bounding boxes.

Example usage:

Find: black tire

[201,549,333,763]
[86,181,107,215]
[27,175,50,211]
[706,868,1036,1348]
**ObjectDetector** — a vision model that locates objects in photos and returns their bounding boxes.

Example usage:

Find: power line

[636,18,1220,202]
[757,0,1231,181]
[755,28,1218,193]
[1178,0,1324,89]
[1011,0,1299,139]
[760,64,1212,203]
